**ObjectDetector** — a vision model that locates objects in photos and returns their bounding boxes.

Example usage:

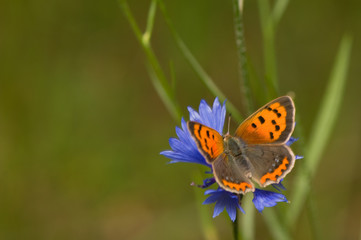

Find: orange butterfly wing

[187,121,224,164]
[235,96,295,144]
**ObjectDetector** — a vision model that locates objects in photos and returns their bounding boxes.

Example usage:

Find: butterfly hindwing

[245,144,295,187]
[213,153,255,194]
[235,96,295,144]
[187,121,224,163]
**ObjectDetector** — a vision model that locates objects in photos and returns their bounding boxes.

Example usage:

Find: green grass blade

[119,0,182,120]
[257,0,278,98]
[157,0,243,122]
[232,0,253,114]
[287,34,353,226]
[272,0,289,26]
[143,0,157,44]
[147,64,183,120]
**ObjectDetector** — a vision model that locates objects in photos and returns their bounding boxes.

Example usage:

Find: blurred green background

[0,0,360,239]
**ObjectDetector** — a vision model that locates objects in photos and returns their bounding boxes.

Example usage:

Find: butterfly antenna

[227,113,232,135]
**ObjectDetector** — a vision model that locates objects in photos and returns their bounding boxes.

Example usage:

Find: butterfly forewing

[187,121,224,163]
[235,96,295,144]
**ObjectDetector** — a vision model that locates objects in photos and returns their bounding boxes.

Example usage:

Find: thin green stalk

[232,0,253,115]
[272,0,290,26]
[119,0,182,120]
[147,64,182,120]
[240,196,255,240]
[263,209,291,240]
[157,0,243,123]
[257,0,278,98]
[245,54,268,105]
[143,0,157,43]
[287,34,353,227]
[233,211,239,240]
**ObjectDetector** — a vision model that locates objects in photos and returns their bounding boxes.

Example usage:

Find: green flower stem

[232,0,253,115]
[240,196,255,240]
[257,0,278,98]
[118,0,182,120]
[286,34,353,227]
[233,211,239,240]
[263,209,291,240]
[157,0,243,123]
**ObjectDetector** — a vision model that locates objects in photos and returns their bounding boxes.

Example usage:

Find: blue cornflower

[161,98,299,221]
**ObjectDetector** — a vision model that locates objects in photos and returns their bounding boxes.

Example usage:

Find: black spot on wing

[197,125,202,138]
[204,138,209,150]
[258,116,265,124]
[251,123,257,128]
[270,132,274,139]
[273,109,282,118]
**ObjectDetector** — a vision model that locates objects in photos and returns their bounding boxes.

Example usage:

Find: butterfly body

[219,135,245,161]
[188,96,296,195]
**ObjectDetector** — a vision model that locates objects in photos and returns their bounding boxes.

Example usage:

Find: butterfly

[187,96,296,194]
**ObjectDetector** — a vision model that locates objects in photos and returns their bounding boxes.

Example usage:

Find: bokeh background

[0,0,360,239]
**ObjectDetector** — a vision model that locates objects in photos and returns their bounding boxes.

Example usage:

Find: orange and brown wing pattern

[213,153,255,194]
[235,96,295,144]
[187,121,224,164]
[245,144,295,187]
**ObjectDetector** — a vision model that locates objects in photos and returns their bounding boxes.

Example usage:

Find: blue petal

[237,202,246,214]
[188,106,202,123]
[161,98,226,167]
[212,98,226,133]
[272,179,286,192]
[204,188,244,221]
[286,137,298,146]
[188,98,226,134]
[252,189,288,213]
[213,197,226,218]
[199,99,213,128]
[203,193,221,204]
[225,198,237,222]
[202,177,216,188]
